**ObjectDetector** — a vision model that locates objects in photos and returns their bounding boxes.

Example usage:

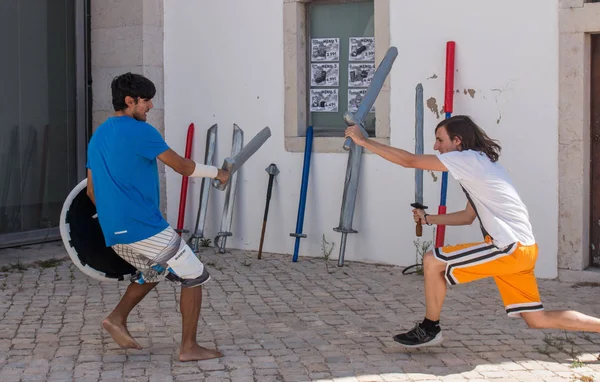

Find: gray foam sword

[343,46,398,150]
[190,123,218,252]
[410,83,427,237]
[212,126,272,191]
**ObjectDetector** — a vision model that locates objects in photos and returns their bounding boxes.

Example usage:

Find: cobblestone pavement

[1,241,600,381]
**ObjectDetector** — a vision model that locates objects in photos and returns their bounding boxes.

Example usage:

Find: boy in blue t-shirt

[86,72,228,362]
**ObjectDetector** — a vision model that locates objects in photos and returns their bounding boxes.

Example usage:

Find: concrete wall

[557,0,600,281]
[162,0,560,278]
[90,0,167,213]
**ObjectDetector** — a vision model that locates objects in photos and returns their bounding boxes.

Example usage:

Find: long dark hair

[435,115,502,162]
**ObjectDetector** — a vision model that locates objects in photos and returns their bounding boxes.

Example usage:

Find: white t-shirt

[437,150,535,247]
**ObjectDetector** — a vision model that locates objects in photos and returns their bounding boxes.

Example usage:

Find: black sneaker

[393,323,444,348]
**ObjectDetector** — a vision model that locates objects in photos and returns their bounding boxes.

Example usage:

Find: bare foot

[179,344,223,362]
[102,318,142,350]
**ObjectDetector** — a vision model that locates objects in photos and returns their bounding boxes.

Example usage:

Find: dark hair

[111,72,156,111]
[435,115,502,162]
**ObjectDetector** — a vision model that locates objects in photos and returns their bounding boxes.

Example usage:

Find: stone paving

[0,241,600,381]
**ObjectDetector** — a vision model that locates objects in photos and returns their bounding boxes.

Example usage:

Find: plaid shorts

[112,226,210,288]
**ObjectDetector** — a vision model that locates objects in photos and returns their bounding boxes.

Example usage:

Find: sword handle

[212,158,235,191]
[343,138,352,151]
[343,112,368,151]
[410,202,428,238]
[343,112,356,151]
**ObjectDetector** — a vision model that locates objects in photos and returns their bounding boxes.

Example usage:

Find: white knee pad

[165,241,204,280]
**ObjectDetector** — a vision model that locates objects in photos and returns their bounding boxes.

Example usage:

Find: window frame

[283,0,391,153]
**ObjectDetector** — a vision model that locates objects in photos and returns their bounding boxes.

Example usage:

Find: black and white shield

[59,179,137,282]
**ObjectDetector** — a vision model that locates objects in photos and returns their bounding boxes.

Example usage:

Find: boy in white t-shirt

[345,115,600,348]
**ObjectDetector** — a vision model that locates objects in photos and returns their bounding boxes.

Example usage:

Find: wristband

[424,213,432,226]
[191,162,218,178]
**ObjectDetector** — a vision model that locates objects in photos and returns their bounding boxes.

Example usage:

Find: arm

[344,125,447,172]
[414,201,476,227]
[157,148,195,176]
[86,168,96,205]
[157,148,229,182]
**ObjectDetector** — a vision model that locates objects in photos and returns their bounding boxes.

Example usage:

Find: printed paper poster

[311,63,339,87]
[348,63,375,87]
[348,88,375,113]
[310,88,338,112]
[311,38,340,62]
[349,37,375,61]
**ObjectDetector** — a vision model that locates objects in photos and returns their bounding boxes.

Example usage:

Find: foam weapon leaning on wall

[435,41,456,248]
[175,123,194,236]
[189,124,218,253]
[214,125,244,253]
[290,126,313,262]
[258,163,280,259]
[335,46,399,267]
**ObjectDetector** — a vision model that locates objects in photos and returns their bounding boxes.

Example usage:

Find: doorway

[590,33,600,266]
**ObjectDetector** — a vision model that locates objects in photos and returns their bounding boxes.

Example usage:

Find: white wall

[163,0,559,278]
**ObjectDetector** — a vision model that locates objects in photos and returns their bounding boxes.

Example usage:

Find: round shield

[59,179,137,282]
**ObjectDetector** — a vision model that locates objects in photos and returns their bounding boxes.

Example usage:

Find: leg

[110,227,217,356]
[102,281,158,349]
[423,251,449,321]
[136,227,222,361]
[179,285,223,362]
[393,251,447,347]
[107,241,168,350]
[424,240,504,320]
[521,310,600,332]
[394,240,501,348]
[491,242,598,332]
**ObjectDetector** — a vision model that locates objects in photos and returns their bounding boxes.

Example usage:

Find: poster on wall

[311,38,340,62]
[311,63,339,87]
[349,37,375,61]
[348,88,374,113]
[348,63,375,87]
[310,88,338,112]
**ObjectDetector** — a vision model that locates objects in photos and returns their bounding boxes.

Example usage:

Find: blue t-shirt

[86,116,170,246]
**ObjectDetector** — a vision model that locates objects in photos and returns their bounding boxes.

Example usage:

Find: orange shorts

[434,237,543,317]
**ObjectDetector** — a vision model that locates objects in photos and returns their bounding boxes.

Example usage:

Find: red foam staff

[436,41,456,248]
[176,123,194,235]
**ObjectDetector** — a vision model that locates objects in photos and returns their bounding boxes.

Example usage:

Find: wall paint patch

[429,171,438,182]
[490,81,514,125]
[426,97,440,119]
